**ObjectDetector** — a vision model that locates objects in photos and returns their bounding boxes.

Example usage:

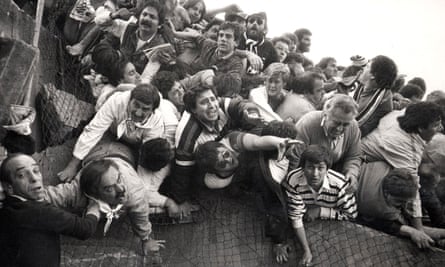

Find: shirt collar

[320,114,344,141]
[306,174,330,194]
[10,194,29,202]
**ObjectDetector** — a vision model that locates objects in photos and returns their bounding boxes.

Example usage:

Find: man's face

[358,62,372,85]
[122,62,141,84]
[97,166,127,207]
[274,41,289,63]
[307,78,325,105]
[6,155,45,201]
[203,24,220,41]
[214,146,239,175]
[226,16,246,33]
[304,161,327,190]
[298,34,311,53]
[419,119,443,142]
[192,89,219,124]
[266,76,284,98]
[324,60,338,80]
[138,6,159,35]
[129,98,154,123]
[168,81,185,108]
[217,28,237,55]
[246,16,266,40]
[323,108,355,139]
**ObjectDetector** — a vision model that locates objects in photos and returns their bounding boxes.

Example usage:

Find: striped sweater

[282,168,358,228]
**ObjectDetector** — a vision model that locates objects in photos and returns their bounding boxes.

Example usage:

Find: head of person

[265,70,289,100]
[214,73,242,97]
[397,102,443,142]
[390,74,406,93]
[322,94,358,139]
[1,130,35,155]
[80,159,126,207]
[224,11,247,33]
[129,83,161,123]
[399,84,424,103]
[426,90,445,103]
[184,87,219,124]
[282,32,299,53]
[139,138,173,172]
[359,55,398,90]
[283,52,305,76]
[203,18,223,41]
[152,71,184,108]
[183,0,206,24]
[316,57,337,81]
[246,12,267,41]
[299,145,332,190]
[297,71,325,105]
[92,44,141,86]
[195,141,239,177]
[217,22,241,56]
[272,36,291,63]
[407,77,426,93]
[0,154,45,201]
[382,168,418,209]
[137,0,164,35]
[294,28,312,53]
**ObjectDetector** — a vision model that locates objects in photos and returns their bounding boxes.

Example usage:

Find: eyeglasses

[248,18,264,25]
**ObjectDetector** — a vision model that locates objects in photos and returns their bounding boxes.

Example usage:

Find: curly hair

[195,141,225,173]
[80,159,118,198]
[399,84,424,100]
[370,55,398,89]
[137,0,165,24]
[219,22,242,43]
[152,71,179,99]
[295,71,324,95]
[316,57,336,70]
[183,86,215,113]
[139,138,172,171]
[397,102,442,133]
[382,168,418,200]
[299,145,332,168]
[130,83,161,109]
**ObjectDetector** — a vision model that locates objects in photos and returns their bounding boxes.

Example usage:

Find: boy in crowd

[282,145,358,266]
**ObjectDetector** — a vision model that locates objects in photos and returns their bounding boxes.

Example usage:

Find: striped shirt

[283,168,358,229]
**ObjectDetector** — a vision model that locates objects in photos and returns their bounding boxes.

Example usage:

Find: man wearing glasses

[293,94,362,194]
[237,12,279,71]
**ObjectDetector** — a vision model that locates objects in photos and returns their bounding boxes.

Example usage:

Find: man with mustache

[237,12,279,71]
[94,0,176,73]
[58,83,164,182]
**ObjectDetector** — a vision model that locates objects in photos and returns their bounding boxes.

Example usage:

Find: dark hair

[408,77,426,92]
[294,28,312,40]
[342,65,362,78]
[204,17,223,32]
[284,52,304,64]
[130,83,161,109]
[80,159,117,198]
[1,131,35,155]
[214,73,241,97]
[219,22,242,43]
[195,141,225,173]
[370,55,398,89]
[92,42,129,86]
[282,32,298,45]
[299,145,332,168]
[139,138,172,171]
[0,153,27,184]
[272,36,291,47]
[152,71,179,99]
[261,120,297,138]
[399,84,424,100]
[137,0,165,24]
[397,102,442,133]
[183,86,215,113]
[296,71,324,95]
[316,57,336,70]
[390,75,406,93]
[183,0,206,23]
[382,168,417,199]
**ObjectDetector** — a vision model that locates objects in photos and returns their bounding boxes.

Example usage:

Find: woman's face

[168,82,185,108]
[266,77,284,98]
[122,62,141,84]
[187,1,204,23]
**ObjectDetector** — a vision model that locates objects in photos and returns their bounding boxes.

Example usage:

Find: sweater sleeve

[341,123,362,180]
[283,183,306,229]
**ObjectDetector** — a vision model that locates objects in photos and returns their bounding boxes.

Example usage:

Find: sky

[206,0,445,94]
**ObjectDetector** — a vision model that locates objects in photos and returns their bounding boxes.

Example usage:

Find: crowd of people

[2,0,445,266]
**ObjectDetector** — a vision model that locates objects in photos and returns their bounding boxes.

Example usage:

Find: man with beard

[94,0,176,73]
[294,28,313,70]
[58,84,164,182]
[238,12,279,71]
